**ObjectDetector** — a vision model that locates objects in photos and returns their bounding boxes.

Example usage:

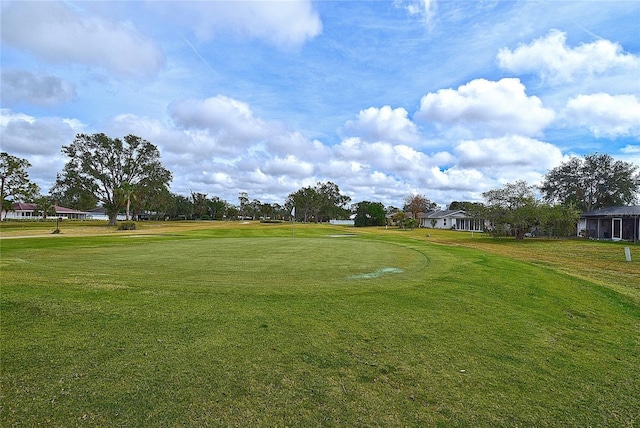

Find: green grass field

[1,221,639,426]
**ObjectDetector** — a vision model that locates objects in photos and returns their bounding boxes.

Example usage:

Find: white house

[419,210,485,231]
[3,202,89,220]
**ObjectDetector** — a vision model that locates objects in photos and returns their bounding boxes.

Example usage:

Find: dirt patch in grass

[349,267,404,279]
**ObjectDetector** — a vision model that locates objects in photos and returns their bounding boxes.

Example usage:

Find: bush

[117,221,137,230]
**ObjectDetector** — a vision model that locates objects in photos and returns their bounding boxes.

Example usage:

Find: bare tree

[403,194,438,224]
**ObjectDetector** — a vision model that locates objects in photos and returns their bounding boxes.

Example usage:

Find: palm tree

[118,183,137,221]
[35,195,56,220]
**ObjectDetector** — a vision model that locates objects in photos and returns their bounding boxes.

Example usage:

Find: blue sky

[1,0,639,208]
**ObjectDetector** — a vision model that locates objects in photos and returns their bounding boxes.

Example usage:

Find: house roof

[12,202,87,214]
[12,202,36,211]
[581,206,640,217]
[419,209,466,219]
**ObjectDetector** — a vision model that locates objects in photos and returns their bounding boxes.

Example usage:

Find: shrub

[117,221,137,230]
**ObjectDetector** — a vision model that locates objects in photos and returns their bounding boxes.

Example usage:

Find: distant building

[3,202,88,220]
[329,219,355,226]
[86,207,129,221]
[578,206,640,241]
[419,210,485,231]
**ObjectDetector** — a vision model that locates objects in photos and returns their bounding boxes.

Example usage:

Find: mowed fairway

[1,223,639,426]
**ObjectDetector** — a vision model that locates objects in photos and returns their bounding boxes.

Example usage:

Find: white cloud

[0,109,81,156]
[621,145,640,154]
[101,109,324,201]
[497,29,640,83]
[102,107,519,207]
[564,93,640,138]
[342,106,422,146]
[169,96,284,155]
[1,70,76,107]
[333,138,429,173]
[317,160,365,180]
[332,137,458,193]
[427,166,488,192]
[0,109,85,192]
[267,132,331,161]
[261,155,314,178]
[159,1,322,50]
[454,135,563,170]
[0,2,164,77]
[170,96,265,133]
[103,114,194,158]
[618,145,640,169]
[416,78,554,138]
[396,0,438,28]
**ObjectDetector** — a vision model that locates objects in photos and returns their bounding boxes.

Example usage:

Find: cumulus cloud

[316,160,366,181]
[101,103,561,207]
[261,155,315,178]
[619,145,640,167]
[426,166,488,192]
[102,105,328,200]
[416,78,554,138]
[1,70,76,107]
[342,106,422,145]
[497,29,640,83]
[267,132,331,161]
[0,109,82,156]
[454,135,563,168]
[169,96,284,155]
[0,1,164,77]
[564,93,640,138]
[621,145,640,154]
[158,1,322,50]
[0,109,85,191]
[335,138,422,173]
[333,137,455,184]
[103,114,195,158]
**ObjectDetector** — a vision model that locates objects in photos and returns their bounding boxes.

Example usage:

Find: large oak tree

[55,134,172,225]
[541,153,639,212]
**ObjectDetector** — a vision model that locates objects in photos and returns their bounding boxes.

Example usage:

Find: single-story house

[418,210,485,231]
[3,202,89,220]
[578,206,640,241]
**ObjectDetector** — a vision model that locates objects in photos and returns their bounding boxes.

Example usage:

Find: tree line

[2,133,639,237]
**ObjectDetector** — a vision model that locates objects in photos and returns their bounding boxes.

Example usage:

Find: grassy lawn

[1,221,639,426]
[368,226,640,304]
